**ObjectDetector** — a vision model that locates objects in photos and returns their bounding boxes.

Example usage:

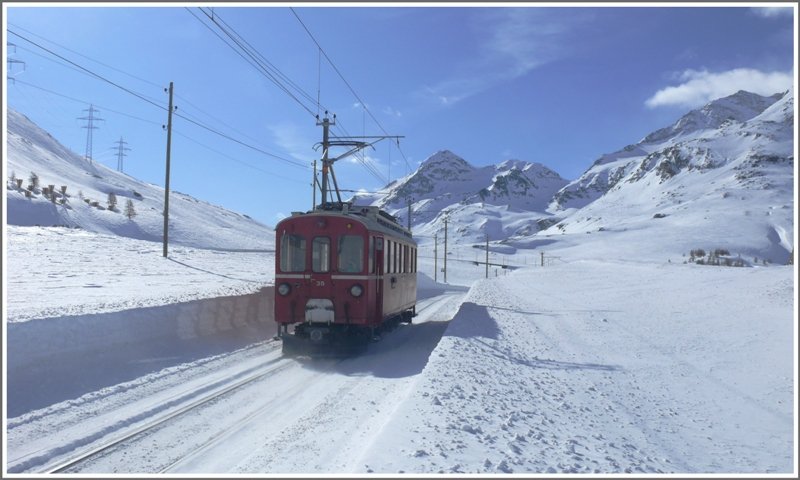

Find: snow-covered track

[32,347,293,474]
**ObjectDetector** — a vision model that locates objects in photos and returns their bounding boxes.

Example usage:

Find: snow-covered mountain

[534,89,794,263]
[352,150,568,244]
[551,90,793,211]
[5,109,274,251]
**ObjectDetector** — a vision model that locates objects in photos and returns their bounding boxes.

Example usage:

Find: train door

[373,236,384,321]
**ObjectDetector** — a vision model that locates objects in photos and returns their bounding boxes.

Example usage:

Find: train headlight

[278,283,291,296]
[350,284,363,298]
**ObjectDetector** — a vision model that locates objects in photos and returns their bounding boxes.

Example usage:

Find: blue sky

[4,4,795,227]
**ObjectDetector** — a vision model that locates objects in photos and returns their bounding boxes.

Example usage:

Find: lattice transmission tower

[113,137,131,172]
[77,105,104,164]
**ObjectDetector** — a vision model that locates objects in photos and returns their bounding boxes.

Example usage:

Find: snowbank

[7,287,276,417]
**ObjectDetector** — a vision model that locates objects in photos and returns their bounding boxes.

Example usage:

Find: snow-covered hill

[536,90,794,263]
[5,109,274,251]
[352,150,568,244]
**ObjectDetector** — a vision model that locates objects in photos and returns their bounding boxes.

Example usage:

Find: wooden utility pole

[541,251,545,267]
[162,82,174,258]
[406,196,412,231]
[443,216,448,283]
[485,234,489,279]
[434,234,438,282]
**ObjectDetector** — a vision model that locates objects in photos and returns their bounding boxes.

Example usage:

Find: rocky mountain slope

[352,150,568,243]
[550,90,793,211]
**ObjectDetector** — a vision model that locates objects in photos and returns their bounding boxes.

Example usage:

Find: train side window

[280,234,306,272]
[369,237,374,274]
[388,241,394,273]
[312,237,330,273]
[391,241,396,273]
[338,235,364,273]
[384,241,389,273]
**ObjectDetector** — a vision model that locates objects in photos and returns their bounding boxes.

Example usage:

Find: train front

[274,212,373,354]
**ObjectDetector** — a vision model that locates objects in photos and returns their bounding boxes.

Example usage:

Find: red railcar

[274,203,417,355]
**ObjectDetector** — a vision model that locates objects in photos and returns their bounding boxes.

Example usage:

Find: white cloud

[645,68,793,109]
[751,7,794,18]
[382,106,403,118]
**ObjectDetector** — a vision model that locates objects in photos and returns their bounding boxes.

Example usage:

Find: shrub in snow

[29,172,39,189]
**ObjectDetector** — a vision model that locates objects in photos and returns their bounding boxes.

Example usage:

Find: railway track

[9,291,466,474]
[39,347,293,474]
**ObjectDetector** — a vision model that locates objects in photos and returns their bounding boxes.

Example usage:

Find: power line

[289,7,413,175]
[173,129,308,184]
[8,29,166,111]
[188,7,391,186]
[11,79,161,126]
[188,7,318,118]
[12,23,292,167]
[8,30,307,172]
[174,111,309,169]
[8,22,163,90]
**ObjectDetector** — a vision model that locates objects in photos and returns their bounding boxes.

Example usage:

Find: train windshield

[280,234,306,272]
[338,235,364,273]
[312,237,330,273]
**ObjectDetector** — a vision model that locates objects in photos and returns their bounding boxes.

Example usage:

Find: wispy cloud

[418,8,585,107]
[751,7,794,18]
[645,68,793,109]
[266,121,316,164]
[382,106,403,118]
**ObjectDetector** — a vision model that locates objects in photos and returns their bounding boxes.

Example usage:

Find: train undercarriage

[279,309,415,357]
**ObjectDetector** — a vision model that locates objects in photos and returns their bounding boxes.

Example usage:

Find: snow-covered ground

[362,260,794,474]
[4,225,795,474]
[5,225,274,322]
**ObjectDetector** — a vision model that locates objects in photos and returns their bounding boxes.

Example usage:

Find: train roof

[283,202,415,242]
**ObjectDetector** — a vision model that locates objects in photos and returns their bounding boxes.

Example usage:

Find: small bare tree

[124,199,137,220]
[107,192,118,210]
